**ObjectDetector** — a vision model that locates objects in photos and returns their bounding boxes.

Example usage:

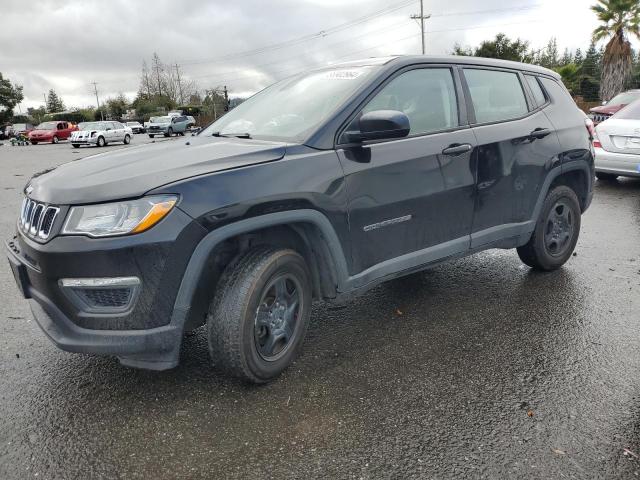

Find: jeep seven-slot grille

[19,198,59,240]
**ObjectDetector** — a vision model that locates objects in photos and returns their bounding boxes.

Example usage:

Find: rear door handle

[530,128,552,139]
[442,143,472,156]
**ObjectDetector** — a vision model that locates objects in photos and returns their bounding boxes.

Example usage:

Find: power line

[179,0,416,66]
[410,0,431,54]
[91,82,104,120]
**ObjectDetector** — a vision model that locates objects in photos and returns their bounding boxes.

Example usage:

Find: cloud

[0,0,633,110]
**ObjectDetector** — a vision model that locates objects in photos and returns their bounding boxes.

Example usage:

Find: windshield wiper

[211,131,252,139]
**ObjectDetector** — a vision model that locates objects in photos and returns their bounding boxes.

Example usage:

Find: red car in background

[28,121,78,144]
[589,89,640,124]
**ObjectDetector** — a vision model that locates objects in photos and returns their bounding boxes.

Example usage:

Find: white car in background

[70,121,133,148]
[125,121,145,134]
[594,100,640,180]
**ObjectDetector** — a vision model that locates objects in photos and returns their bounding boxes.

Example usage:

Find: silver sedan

[594,100,640,180]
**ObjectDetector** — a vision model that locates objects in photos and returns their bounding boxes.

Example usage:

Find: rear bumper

[6,240,182,370]
[594,147,640,177]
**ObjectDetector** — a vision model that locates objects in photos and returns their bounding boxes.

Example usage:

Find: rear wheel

[596,172,618,181]
[207,247,312,383]
[123,134,131,145]
[52,136,59,144]
[517,185,581,271]
[97,136,105,147]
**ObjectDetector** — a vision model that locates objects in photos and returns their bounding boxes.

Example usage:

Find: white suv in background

[70,121,133,148]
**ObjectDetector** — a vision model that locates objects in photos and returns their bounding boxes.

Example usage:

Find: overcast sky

[0,0,634,111]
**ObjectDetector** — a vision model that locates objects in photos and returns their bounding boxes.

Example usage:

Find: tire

[164,127,173,138]
[517,185,581,271]
[207,246,312,383]
[31,141,38,145]
[52,136,59,144]
[596,172,617,181]
[123,134,131,145]
[96,136,106,147]
[149,134,155,139]
[72,144,80,148]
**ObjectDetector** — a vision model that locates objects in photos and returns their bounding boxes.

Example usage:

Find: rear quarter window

[525,75,547,108]
[464,69,528,123]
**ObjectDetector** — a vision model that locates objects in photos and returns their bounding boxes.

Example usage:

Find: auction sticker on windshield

[324,70,364,80]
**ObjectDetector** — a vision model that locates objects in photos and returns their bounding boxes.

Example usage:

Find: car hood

[148,122,171,127]
[590,104,624,115]
[27,136,288,205]
[29,129,54,136]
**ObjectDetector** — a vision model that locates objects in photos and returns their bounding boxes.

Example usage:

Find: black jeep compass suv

[6,56,594,383]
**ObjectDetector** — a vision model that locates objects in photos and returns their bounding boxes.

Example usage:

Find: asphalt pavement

[1,138,640,479]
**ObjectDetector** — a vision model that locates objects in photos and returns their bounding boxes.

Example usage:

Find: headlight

[62,195,177,237]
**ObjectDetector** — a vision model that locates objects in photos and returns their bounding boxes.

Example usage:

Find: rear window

[464,69,528,123]
[613,99,640,120]
[525,75,547,108]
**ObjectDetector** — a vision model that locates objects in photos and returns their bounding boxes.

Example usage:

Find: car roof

[327,54,560,79]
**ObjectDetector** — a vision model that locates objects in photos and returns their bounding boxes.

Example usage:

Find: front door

[461,67,562,248]
[337,66,476,277]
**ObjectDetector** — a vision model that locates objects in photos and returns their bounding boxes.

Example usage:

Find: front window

[79,122,108,131]
[606,91,640,105]
[36,122,57,130]
[201,66,377,142]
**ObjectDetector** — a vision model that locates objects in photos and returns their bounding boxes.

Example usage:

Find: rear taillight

[585,118,596,140]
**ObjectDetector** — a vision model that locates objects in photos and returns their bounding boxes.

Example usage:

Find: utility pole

[410,0,431,55]
[174,63,184,106]
[91,82,104,120]
[43,93,47,111]
[223,86,229,112]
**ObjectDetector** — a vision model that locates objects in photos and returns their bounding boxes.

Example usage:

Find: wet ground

[1,139,640,479]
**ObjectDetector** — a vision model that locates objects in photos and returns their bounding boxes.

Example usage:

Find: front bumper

[148,127,169,134]
[594,147,640,177]
[5,207,207,370]
[70,136,98,145]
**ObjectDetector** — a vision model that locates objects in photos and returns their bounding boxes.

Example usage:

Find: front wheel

[96,136,106,147]
[207,247,312,383]
[123,134,131,145]
[149,134,155,139]
[30,141,38,145]
[72,144,80,148]
[517,185,581,271]
[164,127,173,138]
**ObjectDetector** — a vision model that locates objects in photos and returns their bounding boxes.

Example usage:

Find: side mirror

[351,110,410,142]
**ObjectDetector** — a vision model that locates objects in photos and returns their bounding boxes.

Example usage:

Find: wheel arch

[171,209,349,332]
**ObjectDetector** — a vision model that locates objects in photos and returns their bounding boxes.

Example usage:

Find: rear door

[337,66,476,275]
[461,67,561,248]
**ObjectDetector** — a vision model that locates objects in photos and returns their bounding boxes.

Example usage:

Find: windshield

[606,91,640,105]
[79,122,107,131]
[153,116,172,124]
[36,122,57,130]
[613,99,640,120]
[202,66,377,141]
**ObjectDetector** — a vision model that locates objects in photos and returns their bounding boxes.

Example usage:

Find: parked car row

[0,123,35,139]
[589,89,640,124]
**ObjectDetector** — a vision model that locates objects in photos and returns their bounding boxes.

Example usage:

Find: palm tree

[591,0,640,101]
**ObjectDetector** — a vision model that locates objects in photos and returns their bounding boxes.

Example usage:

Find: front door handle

[530,128,552,139]
[442,143,472,156]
